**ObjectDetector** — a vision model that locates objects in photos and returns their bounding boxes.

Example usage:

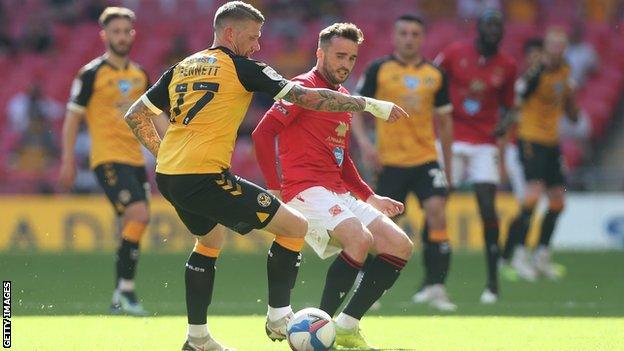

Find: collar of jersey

[311,68,341,90]
[390,54,426,68]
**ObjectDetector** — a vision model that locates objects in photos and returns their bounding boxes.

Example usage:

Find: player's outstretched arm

[124,99,162,157]
[281,84,408,122]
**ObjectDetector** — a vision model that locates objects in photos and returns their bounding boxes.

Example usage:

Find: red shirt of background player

[253,68,373,203]
[435,42,517,145]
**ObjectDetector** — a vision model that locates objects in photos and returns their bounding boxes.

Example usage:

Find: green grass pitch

[3,251,624,350]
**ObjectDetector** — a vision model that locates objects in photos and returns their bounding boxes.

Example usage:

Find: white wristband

[363,97,394,120]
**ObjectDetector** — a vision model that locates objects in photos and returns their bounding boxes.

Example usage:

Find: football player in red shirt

[435,9,518,303]
[253,23,413,349]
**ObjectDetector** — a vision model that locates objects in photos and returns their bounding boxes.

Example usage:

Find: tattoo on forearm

[283,85,365,112]
[124,102,161,157]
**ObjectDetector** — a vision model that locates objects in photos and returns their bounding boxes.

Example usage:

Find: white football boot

[511,246,538,282]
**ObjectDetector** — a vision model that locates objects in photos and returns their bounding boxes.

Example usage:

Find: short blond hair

[99,7,136,28]
[214,1,265,30]
[318,23,364,49]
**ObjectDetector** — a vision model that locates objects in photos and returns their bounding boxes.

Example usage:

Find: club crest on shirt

[404,76,420,90]
[257,193,272,207]
[333,146,344,167]
[118,79,131,95]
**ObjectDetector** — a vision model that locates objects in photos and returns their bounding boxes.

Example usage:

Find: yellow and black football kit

[516,63,572,186]
[67,56,150,214]
[143,46,294,235]
[357,56,452,203]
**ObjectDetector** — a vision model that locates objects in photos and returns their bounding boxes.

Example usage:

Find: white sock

[118,279,135,292]
[335,312,359,330]
[188,324,209,339]
[267,305,292,321]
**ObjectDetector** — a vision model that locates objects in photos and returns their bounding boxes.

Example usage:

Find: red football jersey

[254,69,372,203]
[435,42,517,144]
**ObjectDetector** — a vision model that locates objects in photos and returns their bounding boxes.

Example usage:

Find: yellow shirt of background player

[357,57,451,167]
[518,64,572,146]
[68,57,149,168]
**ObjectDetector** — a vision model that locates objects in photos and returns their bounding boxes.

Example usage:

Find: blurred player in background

[352,15,456,311]
[504,38,544,206]
[503,28,578,281]
[122,2,408,350]
[59,7,166,316]
[253,23,413,349]
[435,9,517,303]
[500,37,543,281]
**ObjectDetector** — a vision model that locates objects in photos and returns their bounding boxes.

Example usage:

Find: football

[286,308,336,351]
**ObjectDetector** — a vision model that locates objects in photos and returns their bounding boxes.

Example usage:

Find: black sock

[422,224,451,285]
[320,252,362,317]
[539,209,561,247]
[516,206,534,247]
[434,241,451,284]
[267,241,301,308]
[474,183,501,293]
[502,207,534,260]
[343,254,406,320]
[484,221,500,293]
[115,239,140,285]
[185,252,217,325]
[421,225,435,286]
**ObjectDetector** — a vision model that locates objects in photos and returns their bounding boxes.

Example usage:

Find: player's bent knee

[398,234,414,258]
[349,229,373,254]
[124,201,150,224]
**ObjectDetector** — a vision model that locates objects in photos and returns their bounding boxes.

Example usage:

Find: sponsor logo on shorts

[118,189,131,204]
[257,193,272,208]
[329,204,343,217]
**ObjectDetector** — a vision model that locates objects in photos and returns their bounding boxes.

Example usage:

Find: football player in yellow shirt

[59,7,167,316]
[352,15,455,311]
[504,28,578,281]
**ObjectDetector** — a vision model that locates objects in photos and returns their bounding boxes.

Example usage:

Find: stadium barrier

[1,193,622,252]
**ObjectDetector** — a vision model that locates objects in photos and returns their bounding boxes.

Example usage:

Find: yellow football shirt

[357,56,452,167]
[67,56,149,168]
[142,46,294,175]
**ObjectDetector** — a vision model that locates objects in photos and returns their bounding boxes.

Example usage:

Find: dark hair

[395,14,425,27]
[99,7,135,28]
[318,22,364,48]
[524,37,543,53]
[214,1,265,29]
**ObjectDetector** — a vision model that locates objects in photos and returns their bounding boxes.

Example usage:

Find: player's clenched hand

[363,97,409,122]
[58,162,76,192]
[387,104,409,123]
[366,194,404,218]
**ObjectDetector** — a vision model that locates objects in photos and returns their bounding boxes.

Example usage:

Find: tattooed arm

[281,84,408,122]
[124,99,162,157]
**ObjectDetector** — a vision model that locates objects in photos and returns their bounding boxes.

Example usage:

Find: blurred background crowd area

[1,0,623,194]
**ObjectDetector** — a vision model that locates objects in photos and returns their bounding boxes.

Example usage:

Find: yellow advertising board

[0,194,542,252]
